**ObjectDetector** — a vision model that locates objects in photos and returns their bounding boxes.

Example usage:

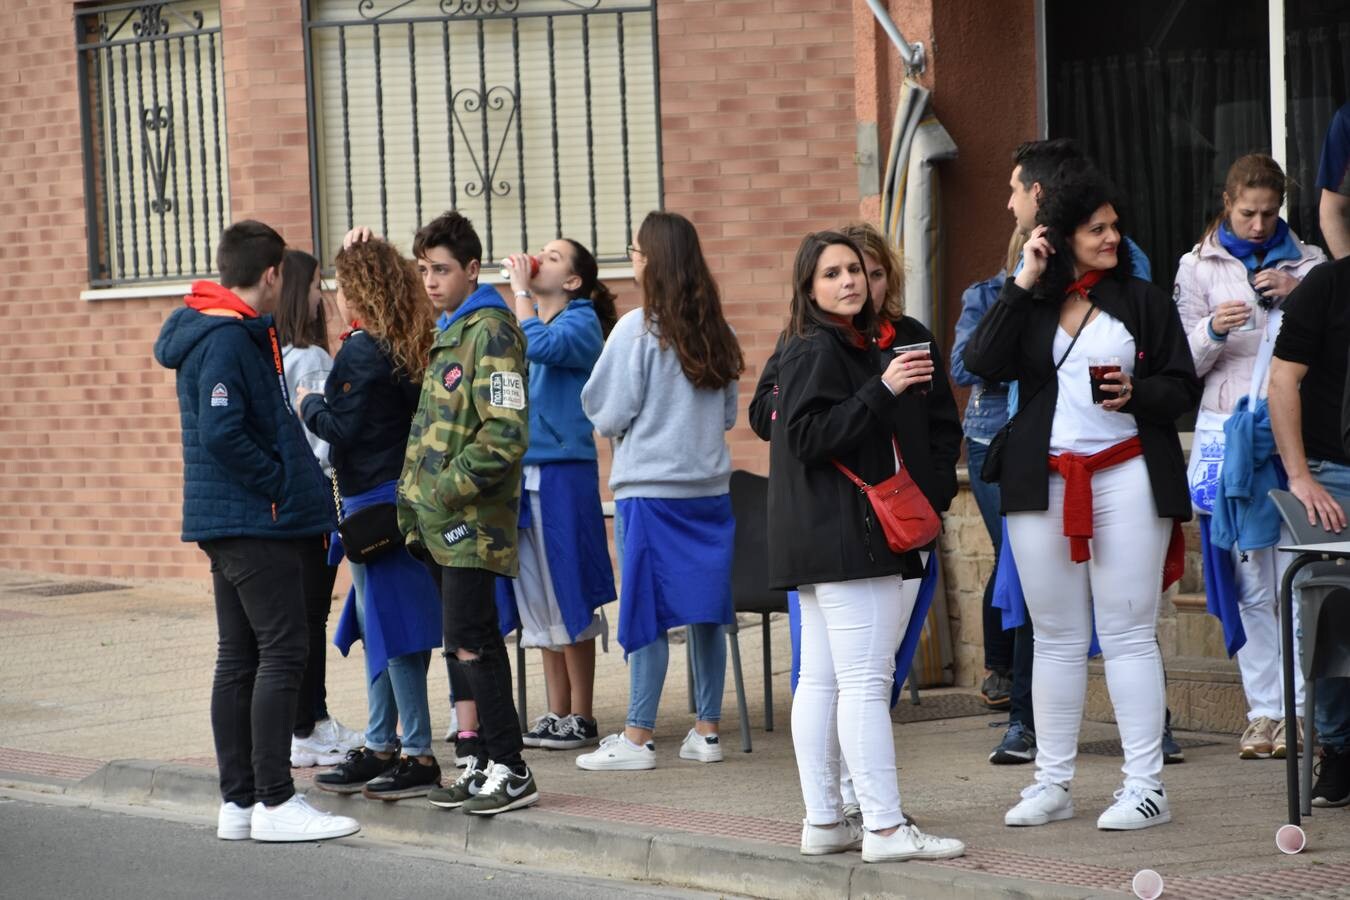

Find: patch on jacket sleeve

[210,383,229,407]
[488,371,525,410]
[442,522,474,547]
[443,363,464,392]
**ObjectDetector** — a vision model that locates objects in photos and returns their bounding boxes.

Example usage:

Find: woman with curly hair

[576,211,742,772]
[299,238,444,801]
[964,163,1200,831]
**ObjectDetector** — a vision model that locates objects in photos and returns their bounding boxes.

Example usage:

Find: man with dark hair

[1317,102,1350,260]
[154,220,359,843]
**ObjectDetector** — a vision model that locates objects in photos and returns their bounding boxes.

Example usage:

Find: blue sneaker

[990,722,1037,765]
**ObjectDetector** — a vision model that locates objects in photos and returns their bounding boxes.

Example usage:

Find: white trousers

[1233,543,1305,720]
[792,571,920,831]
[1007,457,1169,792]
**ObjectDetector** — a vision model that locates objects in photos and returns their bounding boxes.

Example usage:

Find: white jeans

[1233,543,1305,721]
[792,571,920,831]
[1007,457,1169,792]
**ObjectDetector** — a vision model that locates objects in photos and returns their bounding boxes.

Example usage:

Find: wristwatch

[513,290,533,299]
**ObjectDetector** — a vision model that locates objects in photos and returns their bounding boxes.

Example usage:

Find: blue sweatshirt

[520,299,604,464]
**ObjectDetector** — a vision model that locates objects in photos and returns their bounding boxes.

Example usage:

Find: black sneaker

[989,722,1037,764]
[314,746,398,794]
[461,762,539,815]
[1311,747,1350,808]
[522,713,561,748]
[362,755,442,801]
[1162,722,1185,764]
[428,759,488,809]
[981,670,1012,710]
[540,714,600,750]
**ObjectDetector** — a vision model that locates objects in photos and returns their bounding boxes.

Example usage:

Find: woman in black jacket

[767,231,965,865]
[964,164,1200,833]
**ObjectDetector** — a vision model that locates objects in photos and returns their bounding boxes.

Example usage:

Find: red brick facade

[0,0,1034,581]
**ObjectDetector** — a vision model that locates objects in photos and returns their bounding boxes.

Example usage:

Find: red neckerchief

[1066,268,1106,299]
[1049,436,1185,590]
[826,313,868,349]
[339,320,363,342]
[876,318,896,350]
[183,280,258,318]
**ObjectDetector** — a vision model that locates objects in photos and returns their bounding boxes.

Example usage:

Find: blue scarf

[436,283,508,332]
[1217,219,1300,272]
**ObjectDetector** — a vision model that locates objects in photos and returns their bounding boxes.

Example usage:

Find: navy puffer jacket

[154,307,336,542]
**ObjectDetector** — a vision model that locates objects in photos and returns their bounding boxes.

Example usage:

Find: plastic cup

[1089,356,1123,404]
[1275,824,1306,855]
[1131,868,1164,899]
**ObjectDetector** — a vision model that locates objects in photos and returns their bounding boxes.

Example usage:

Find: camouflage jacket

[398,303,529,576]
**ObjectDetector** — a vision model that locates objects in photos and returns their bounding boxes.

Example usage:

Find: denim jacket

[950,272,1010,441]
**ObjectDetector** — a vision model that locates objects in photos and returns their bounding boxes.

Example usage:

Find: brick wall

[0,0,861,581]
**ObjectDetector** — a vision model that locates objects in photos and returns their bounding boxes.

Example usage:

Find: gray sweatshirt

[581,308,737,500]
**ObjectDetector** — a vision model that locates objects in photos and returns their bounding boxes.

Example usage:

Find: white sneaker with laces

[861,824,965,862]
[250,794,360,842]
[290,734,347,768]
[800,818,864,855]
[678,728,723,763]
[1004,782,1073,826]
[1096,785,1170,831]
[217,801,253,840]
[313,717,364,752]
[576,733,656,771]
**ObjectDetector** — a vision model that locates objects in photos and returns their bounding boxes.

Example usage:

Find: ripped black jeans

[428,563,525,770]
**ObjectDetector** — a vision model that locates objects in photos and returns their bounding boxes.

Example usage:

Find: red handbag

[833,440,941,553]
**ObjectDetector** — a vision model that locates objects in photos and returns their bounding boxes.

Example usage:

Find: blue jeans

[352,562,434,757]
[1305,459,1350,750]
[626,623,726,731]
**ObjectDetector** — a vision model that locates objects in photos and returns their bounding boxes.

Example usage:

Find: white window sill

[80,266,636,302]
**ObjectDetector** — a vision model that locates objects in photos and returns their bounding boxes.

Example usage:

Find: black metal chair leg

[515,628,527,732]
[762,613,774,732]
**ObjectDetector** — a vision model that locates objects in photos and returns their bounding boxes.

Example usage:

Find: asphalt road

[0,794,717,900]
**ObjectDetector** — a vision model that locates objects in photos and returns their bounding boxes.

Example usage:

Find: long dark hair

[787,231,877,340]
[275,250,326,349]
[1034,161,1133,300]
[562,238,618,337]
[636,211,744,390]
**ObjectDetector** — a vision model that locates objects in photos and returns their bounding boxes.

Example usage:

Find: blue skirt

[616,495,735,656]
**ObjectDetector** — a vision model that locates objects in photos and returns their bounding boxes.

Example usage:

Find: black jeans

[200,537,309,807]
[431,562,525,769]
[293,537,338,738]
[1009,622,1034,729]
[965,439,1015,672]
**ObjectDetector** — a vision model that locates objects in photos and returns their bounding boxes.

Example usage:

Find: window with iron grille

[76,1,230,287]
[304,0,662,268]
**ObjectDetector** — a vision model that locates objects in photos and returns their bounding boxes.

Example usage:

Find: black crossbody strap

[1005,301,1096,426]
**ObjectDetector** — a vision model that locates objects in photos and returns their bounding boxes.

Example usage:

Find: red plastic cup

[1131,868,1164,899]
[1276,824,1306,854]
[499,255,539,280]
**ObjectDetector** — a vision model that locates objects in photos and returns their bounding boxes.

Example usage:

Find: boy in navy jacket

[154,220,356,843]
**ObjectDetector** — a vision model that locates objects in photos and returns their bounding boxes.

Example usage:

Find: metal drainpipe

[863,0,926,75]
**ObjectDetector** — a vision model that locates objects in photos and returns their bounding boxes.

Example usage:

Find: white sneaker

[249,794,361,842]
[576,733,656,771]
[861,824,965,862]
[1004,782,1073,827]
[217,801,253,840]
[678,728,723,763]
[312,717,364,752]
[290,734,347,768]
[1096,785,1170,831]
[443,707,460,743]
[800,818,864,855]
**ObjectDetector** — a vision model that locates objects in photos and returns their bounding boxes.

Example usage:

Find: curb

[72,760,1114,900]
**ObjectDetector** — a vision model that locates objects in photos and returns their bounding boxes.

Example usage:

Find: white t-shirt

[1049,311,1139,456]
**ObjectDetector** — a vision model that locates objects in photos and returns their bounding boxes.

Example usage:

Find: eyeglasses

[626,244,644,260]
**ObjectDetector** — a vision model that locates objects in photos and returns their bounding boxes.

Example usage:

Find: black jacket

[962,276,1200,519]
[751,317,962,514]
[301,330,423,497]
[763,324,927,590]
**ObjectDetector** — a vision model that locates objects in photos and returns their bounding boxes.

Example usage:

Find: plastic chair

[1269,489,1350,820]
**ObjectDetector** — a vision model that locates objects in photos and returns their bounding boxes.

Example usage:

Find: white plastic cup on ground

[1276,823,1306,854]
[1132,868,1164,899]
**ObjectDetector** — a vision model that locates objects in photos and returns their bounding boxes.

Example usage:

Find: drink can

[500,255,540,280]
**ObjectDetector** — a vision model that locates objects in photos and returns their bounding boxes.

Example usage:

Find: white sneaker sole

[250,822,361,843]
[862,842,965,863]
[540,735,601,751]
[678,746,723,763]
[1097,810,1171,831]
[217,824,251,840]
[291,750,347,768]
[1005,805,1074,827]
[576,755,656,771]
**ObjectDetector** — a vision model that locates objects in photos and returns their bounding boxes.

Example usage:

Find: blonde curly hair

[841,222,905,321]
[334,239,435,380]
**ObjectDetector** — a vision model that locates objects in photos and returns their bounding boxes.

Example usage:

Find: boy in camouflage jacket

[383,210,538,815]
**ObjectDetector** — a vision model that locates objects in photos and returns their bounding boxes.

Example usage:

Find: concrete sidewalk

[2,569,1348,898]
